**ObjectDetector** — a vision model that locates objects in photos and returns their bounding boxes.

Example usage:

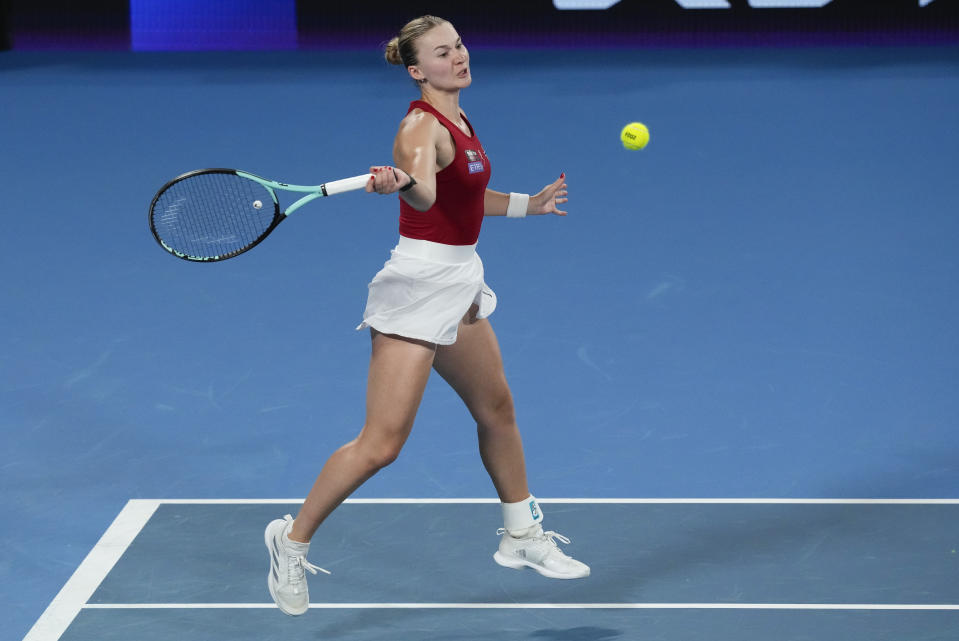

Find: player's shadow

[311,610,623,641]
[530,627,622,641]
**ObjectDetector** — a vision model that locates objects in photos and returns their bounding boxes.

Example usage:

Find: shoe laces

[289,554,331,583]
[544,530,571,546]
[497,527,573,555]
[280,516,331,582]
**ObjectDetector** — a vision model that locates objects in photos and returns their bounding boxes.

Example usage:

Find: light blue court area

[29,500,959,641]
[3,45,959,640]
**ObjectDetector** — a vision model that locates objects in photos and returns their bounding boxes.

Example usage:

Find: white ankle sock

[502,494,543,537]
[284,523,310,553]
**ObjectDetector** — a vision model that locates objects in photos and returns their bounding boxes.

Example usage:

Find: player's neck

[420,89,462,124]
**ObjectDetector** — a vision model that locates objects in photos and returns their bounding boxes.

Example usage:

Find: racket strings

[151,172,276,260]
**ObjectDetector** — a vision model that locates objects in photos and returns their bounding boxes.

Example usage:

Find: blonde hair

[384,15,449,69]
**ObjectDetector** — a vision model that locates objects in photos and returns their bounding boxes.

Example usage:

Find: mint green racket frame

[149,168,373,262]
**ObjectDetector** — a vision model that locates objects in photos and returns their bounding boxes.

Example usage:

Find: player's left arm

[484,173,568,217]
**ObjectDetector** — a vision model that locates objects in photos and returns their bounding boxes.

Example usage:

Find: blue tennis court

[27,499,959,640]
[3,23,959,641]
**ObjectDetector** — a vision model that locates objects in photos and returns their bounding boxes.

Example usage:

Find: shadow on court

[298,609,624,641]
[531,627,623,640]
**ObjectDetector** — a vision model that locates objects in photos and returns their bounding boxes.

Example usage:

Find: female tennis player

[265,15,589,616]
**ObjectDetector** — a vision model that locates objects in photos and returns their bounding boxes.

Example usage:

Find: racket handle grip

[322,173,374,196]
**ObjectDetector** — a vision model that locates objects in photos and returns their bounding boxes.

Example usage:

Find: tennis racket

[149,168,372,262]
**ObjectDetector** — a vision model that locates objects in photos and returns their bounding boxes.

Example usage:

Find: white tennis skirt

[356,236,497,345]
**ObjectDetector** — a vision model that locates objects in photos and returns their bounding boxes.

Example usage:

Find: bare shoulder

[397,108,445,146]
[394,108,447,168]
[393,109,446,156]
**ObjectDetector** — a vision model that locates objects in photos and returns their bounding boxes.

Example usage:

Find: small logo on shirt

[465,149,484,174]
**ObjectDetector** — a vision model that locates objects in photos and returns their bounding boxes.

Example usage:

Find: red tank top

[398,100,491,246]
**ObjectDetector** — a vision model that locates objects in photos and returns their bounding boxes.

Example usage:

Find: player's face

[412,22,470,90]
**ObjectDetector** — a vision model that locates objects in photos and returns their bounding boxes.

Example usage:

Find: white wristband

[506,192,529,218]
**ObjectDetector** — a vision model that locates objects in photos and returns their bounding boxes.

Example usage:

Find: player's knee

[496,394,516,426]
[369,444,402,470]
[481,385,516,431]
[358,430,407,471]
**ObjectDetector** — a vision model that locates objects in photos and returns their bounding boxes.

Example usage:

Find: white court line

[154,498,959,504]
[24,499,160,641]
[27,498,959,640]
[81,602,959,611]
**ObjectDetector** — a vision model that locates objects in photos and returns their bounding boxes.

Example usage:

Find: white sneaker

[493,525,590,579]
[264,514,330,616]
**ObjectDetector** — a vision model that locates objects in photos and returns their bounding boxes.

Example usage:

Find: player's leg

[432,313,589,579]
[266,330,436,615]
[291,331,436,541]
[431,312,529,503]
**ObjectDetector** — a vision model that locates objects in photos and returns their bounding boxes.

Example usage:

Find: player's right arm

[366,110,440,212]
[392,111,442,211]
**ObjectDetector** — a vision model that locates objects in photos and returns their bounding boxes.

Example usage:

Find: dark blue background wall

[4,0,958,51]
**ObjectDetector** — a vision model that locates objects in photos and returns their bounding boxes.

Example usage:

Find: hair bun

[384,37,403,65]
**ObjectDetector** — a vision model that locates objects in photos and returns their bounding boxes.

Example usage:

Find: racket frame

[149,168,372,262]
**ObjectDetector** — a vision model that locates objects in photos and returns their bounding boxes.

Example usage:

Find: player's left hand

[528,173,568,216]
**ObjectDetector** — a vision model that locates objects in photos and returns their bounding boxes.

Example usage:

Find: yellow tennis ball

[620,122,649,150]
